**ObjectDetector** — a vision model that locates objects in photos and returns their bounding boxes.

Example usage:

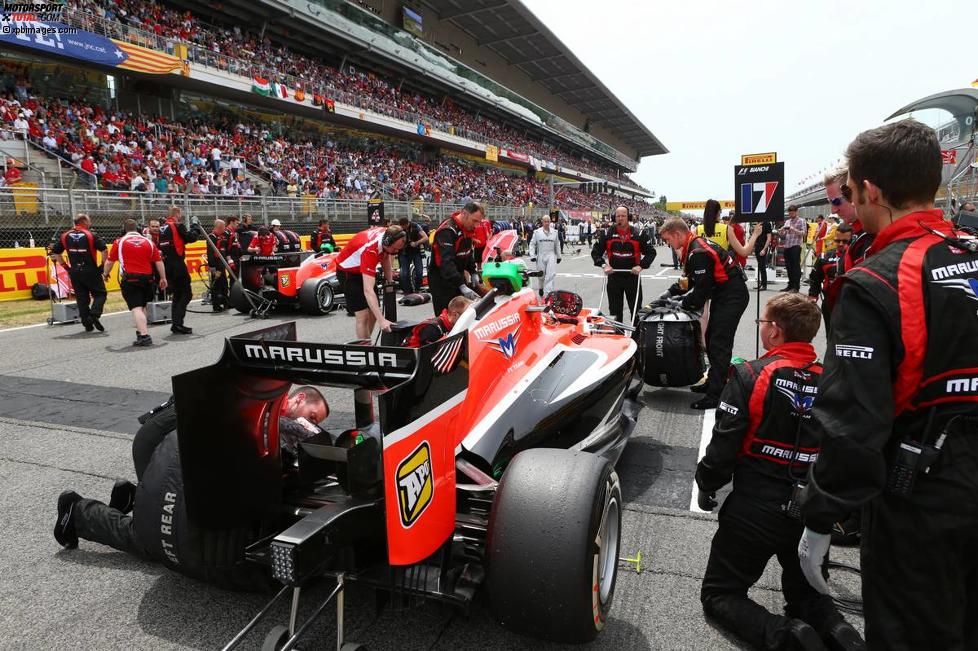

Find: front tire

[299,278,334,315]
[486,448,622,643]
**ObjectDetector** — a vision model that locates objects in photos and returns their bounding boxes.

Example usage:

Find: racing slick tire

[229,281,252,314]
[486,448,622,643]
[299,278,334,315]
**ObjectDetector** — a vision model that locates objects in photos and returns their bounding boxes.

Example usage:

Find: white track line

[689,407,716,513]
[0,300,204,334]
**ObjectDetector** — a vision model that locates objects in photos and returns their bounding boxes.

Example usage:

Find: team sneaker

[133,334,153,347]
[92,317,105,332]
[54,491,81,549]
[109,479,136,514]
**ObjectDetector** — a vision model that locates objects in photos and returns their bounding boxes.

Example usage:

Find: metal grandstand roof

[417,0,667,157]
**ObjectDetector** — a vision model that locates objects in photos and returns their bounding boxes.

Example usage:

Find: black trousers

[860,431,978,650]
[702,490,844,651]
[164,258,191,326]
[211,268,229,310]
[704,280,749,399]
[784,246,802,290]
[607,272,642,325]
[755,253,768,287]
[399,248,424,294]
[69,265,106,324]
[429,275,460,316]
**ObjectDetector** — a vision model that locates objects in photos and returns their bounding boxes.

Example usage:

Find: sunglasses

[829,197,846,207]
[755,319,777,326]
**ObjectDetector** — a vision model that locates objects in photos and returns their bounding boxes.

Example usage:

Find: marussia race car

[175,259,641,649]
[229,250,342,317]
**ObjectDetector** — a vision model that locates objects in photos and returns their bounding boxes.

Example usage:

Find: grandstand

[0,0,666,245]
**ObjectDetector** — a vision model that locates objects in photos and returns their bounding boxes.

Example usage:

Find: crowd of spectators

[66,0,651,193]
[1,88,652,214]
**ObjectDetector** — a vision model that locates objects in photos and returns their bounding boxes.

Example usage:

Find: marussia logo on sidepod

[485,324,521,359]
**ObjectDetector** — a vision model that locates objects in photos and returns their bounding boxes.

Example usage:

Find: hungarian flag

[273,82,288,99]
[294,88,306,102]
[252,76,270,96]
[325,99,335,113]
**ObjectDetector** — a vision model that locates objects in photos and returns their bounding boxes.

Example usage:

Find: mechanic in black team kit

[799,120,978,650]
[591,206,655,325]
[49,213,108,332]
[428,202,488,315]
[158,206,198,334]
[659,217,750,410]
[53,388,329,591]
[697,294,864,651]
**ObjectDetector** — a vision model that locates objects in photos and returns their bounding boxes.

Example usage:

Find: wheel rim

[596,488,620,605]
[317,283,333,311]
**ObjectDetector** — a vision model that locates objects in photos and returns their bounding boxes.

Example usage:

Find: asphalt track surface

[0,245,863,650]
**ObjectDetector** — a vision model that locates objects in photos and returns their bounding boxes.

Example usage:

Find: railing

[0,128,97,189]
[59,7,641,178]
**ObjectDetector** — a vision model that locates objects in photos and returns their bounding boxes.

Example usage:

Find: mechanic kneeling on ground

[696,293,864,651]
[428,202,489,315]
[53,387,329,591]
[591,206,655,325]
[659,216,749,410]
[403,295,472,347]
[336,225,407,339]
[103,219,168,347]
[798,120,978,650]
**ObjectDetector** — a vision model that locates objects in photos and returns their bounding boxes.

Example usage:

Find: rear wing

[175,322,418,529]
[176,322,470,566]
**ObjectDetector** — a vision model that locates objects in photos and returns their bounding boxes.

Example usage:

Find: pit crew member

[103,219,167,347]
[428,202,487,315]
[53,387,328,591]
[799,120,978,650]
[697,294,864,651]
[591,206,655,325]
[336,225,406,338]
[659,217,749,410]
[49,213,108,332]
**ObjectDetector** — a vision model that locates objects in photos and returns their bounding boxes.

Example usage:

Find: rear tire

[486,448,622,643]
[229,281,251,314]
[299,278,334,315]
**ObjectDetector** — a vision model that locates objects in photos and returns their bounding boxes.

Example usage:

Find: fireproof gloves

[696,489,718,512]
[798,527,831,594]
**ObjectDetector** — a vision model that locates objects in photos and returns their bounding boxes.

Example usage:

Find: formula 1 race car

[229,251,342,317]
[174,259,641,649]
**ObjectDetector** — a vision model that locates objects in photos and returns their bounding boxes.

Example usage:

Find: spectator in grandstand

[779,205,806,292]
[4,158,21,186]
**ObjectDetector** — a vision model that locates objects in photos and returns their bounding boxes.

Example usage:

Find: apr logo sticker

[280,275,290,287]
[396,441,433,528]
[485,324,521,359]
[932,277,978,303]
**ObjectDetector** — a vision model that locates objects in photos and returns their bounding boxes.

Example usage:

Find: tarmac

[0,244,863,650]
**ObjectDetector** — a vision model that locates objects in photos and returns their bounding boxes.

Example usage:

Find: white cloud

[523,0,976,202]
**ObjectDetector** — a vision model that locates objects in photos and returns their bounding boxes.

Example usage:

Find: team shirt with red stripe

[337,227,385,276]
[108,232,162,275]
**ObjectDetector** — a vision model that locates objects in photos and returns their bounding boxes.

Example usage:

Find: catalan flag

[111,40,182,75]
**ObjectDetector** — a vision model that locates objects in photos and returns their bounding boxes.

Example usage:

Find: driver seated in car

[52,387,328,592]
[404,295,471,347]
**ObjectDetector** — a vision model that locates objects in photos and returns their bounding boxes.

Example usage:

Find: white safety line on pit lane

[689,407,716,513]
[0,299,206,334]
